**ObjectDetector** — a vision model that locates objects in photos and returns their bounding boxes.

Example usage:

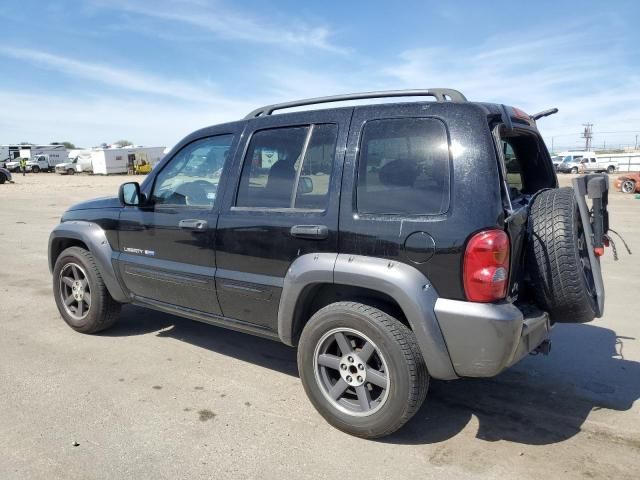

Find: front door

[117,132,239,314]
[215,109,351,330]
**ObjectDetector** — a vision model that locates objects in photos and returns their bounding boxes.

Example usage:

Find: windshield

[562,155,582,163]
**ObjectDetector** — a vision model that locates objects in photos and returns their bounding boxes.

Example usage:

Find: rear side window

[356,118,450,215]
[236,124,337,210]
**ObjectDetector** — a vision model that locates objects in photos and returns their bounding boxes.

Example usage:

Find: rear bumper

[434,299,550,377]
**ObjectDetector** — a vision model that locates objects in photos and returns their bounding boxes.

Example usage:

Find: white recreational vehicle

[55,146,165,175]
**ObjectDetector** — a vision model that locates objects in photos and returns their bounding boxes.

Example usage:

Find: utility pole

[581,123,593,151]
[635,134,638,151]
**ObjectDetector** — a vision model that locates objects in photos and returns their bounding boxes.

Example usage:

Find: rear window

[356,118,450,215]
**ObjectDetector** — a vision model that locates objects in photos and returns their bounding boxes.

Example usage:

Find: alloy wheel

[313,327,390,417]
[621,180,635,194]
[58,263,91,320]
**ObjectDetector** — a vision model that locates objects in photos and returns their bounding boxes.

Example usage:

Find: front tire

[32,166,40,173]
[67,168,75,175]
[607,165,615,173]
[571,167,579,174]
[298,302,428,438]
[53,246,121,333]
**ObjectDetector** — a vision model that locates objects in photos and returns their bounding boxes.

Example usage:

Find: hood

[67,196,121,211]
[56,162,73,168]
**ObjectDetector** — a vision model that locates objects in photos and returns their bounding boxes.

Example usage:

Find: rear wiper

[531,108,558,121]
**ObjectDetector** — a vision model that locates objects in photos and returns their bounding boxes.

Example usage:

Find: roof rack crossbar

[244,88,467,119]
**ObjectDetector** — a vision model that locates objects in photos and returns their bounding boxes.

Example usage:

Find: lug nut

[347,356,354,363]
[357,376,363,382]
[346,375,352,383]
[340,364,347,370]
[358,364,364,370]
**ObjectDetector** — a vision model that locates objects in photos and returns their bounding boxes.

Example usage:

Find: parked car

[615,173,640,193]
[48,89,609,438]
[556,151,589,173]
[579,155,618,174]
[0,166,11,184]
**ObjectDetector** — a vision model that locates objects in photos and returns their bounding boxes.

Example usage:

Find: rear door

[117,129,241,314]
[215,109,350,330]
[338,105,455,293]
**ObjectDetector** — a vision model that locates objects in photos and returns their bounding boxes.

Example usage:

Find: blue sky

[1,0,639,150]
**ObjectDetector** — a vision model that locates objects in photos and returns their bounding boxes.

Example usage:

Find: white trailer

[56,146,165,175]
[0,145,22,166]
[90,146,165,175]
[595,153,640,173]
[19,144,68,162]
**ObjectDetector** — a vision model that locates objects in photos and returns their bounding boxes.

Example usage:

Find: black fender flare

[48,221,129,303]
[277,253,457,380]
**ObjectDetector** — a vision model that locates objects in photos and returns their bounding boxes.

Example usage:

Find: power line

[581,123,593,151]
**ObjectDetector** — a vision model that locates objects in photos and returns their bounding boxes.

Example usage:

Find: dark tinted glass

[236,124,338,210]
[356,118,450,215]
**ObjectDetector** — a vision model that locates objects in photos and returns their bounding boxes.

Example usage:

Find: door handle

[290,225,329,240]
[179,219,208,231]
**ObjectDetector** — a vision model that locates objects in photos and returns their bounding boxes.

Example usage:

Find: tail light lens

[463,229,510,302]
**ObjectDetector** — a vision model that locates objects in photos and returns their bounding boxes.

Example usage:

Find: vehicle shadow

[103,308,639,445]
[383,322,640,445]
[100,305,298,377]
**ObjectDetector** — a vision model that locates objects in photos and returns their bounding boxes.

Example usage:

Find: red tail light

[463,229,510,302]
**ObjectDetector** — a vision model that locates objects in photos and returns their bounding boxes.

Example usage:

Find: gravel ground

[0,172,639,479]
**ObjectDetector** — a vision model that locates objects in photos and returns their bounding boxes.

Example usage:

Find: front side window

[151,134,234,208]
[236,124,337,210]
[356,118,450,215]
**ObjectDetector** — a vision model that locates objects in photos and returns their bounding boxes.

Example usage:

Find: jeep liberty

[49,89,610,438]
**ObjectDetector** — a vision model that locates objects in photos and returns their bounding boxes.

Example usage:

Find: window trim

[232,122,337,213]
[148,133,236,211]
[354,116,452,217]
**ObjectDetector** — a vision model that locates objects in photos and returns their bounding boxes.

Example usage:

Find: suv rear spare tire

[527,187,597,323]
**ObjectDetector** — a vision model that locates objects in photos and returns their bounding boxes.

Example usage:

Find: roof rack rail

[244,88,467,119]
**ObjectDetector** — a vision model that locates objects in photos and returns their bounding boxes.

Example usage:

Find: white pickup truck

[579,154,617,174]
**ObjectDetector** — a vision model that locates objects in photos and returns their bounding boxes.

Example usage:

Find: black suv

[49,89,609,438]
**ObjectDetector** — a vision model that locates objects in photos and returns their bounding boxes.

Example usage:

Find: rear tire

[0,173,6,184]
[571,167,579,174]
[53,246,121,333]
[607,165,615,174]
[32,166,40,173]
[67,168,75,175]
[527,188,597,323]
[298,301,428,438]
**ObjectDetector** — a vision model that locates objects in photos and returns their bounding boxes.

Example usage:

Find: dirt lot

[1,172,639,479]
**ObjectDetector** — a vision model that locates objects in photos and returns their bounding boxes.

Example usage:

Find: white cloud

[0,46,242,105]
[93,0,347,54]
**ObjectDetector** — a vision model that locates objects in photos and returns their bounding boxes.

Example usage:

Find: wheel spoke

[76,301,84,317]
[355,385,372,411]
[366,368,387,388]
[62,277,74,287]
[83,291,91,305]
[328,378,348,400]
[359,341,375,362]
[71,265,80,280]
[334,332,353,356]
[64,295,75,306]
[317,353,341,371]
[81,278,88,289]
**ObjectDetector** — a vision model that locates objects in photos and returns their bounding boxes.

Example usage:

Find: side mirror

[119,182,142,206]
[298,176,314,195]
